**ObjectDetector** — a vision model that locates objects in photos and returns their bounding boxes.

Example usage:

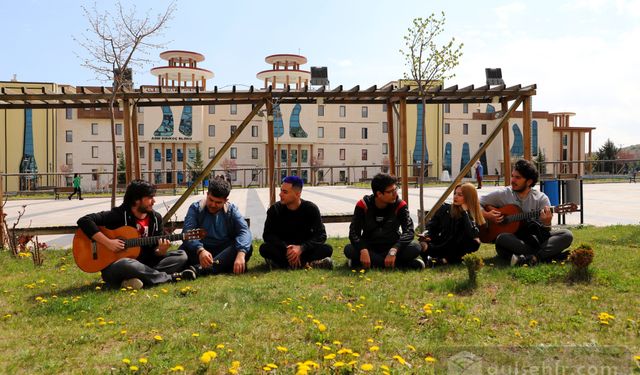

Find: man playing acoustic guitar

[77,180,196,289]
[480,159,573,266]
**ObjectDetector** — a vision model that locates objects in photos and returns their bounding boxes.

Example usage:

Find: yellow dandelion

[216,343,225,349]
[322,345,332,351]
[393,355,407,365]
[361,363,374,371]
[191,333,200,337]
[529,320,539,328]
[170,365,185,372]
[138,358,148,364]
[447,293,454,297]
[425,356,437,363]
[406,344,416,351]
[317,323,327,332]
[591,295,599,301]
[276,346,288,352]
[333,361,345,367]
[369,346,379,352]
[154,335,163,342]
[374,325,383,330]
[200,351,217,364]
[337,348,353,354]
[120,330,127,335]
[381,365,390,371]
[266,363,278,369]
[129,365,139,372]
[324,353,336,360]
[122,358,131,364]
[333,340,342,346]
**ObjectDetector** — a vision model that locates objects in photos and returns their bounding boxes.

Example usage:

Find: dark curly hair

[122,180,156,208]
[514,159,539,188]
[371,173,397,195]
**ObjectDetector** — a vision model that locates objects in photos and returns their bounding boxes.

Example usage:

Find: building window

[291,149,298,163]
[65,153,73,166]
[382,104,387,112]
[91,123,98,135]
[318,127,324,138]
[382,143,388,154]
[251,125,258,137]
[444,123,450,135]
[361,149,368,160]
[177,149,183,162]
[339,105,346,117]
[362,170,368,179]
[463,103,469,114]
[138,123,144,136]
[92,146,98,158]
[302,149,308,163]
[361,106,368,118]
[230,104,237,115]
[230,147,237,159]
[137,106,144,113]
[208,125,215,137]
[280,149,287,163]
[154,149,161,161]
[382,122,388,133]
[481,123,487,135]
[339,127,346,139]
[166,149,172,162]
[208,147,216,159]
[317,148,324,160]
[361,128,368,139]
[251,147,258,159]
[339,149,346,160]
[115,123,122,136]
[139,147,145,159]
[463,123,469,135]
[91,168,98,181]
[318,105,324,116]
[65,130,73,142]
[230,125,237,135]
[208,105,215,114]
[116,146,123,156]
[65,108,73,119]
[444,103,450,113]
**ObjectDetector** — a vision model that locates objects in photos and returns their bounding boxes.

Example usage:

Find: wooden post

[131,103,140,179]
[523,96,532,160]
[0,171,4,247]
[386,101,396,176]
[266,100,276,206]
[399,98,409,205]
[122,99,133,184]
[501,99,511,185]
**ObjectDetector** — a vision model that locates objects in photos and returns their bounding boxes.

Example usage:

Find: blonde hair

[450,183,486,226]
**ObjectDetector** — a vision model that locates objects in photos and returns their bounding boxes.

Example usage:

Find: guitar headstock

[184,229,207,240]
[554,202,578,214]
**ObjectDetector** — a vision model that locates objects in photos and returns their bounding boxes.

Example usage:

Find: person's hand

[105,238,125,253]
[487,209,504,224]
[384,248,397,268]
[198,249,214,268]
[233,251,246,274]
[286,245,302,268]
[539,206,552,224]
[155,239,171,256]
[359,249,371,269]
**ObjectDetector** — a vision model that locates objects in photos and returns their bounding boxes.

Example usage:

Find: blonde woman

[419,183,486,265]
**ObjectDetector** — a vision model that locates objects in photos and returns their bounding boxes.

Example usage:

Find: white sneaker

[121,278,143,290]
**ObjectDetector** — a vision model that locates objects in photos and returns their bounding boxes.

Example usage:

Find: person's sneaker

[308,257,334,270]
[408,258,426,270]
[172,267,197,282]
[347,259,352,269]
[425,256,448,267]
[510,254,538,267]
[121,278,143,290]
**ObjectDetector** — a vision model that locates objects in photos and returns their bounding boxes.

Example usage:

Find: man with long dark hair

[480,159,573,266]
[77,180,195,289]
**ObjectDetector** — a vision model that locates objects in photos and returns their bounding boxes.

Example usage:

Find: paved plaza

[3,182,639,249]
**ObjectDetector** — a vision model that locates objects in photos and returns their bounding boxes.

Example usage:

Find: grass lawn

[1,225,639,374]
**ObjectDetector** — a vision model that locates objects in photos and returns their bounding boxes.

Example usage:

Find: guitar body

[479,205,523,243]
[73,226,141,273]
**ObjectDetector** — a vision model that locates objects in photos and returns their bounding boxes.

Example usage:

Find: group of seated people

[77,159,573,290]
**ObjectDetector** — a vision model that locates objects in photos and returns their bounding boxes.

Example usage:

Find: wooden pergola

[0,83,536,223]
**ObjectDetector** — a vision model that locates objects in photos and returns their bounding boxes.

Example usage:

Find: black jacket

[77,205,164,267]
[423,203,480,260]
[262,200,327,252]
[349,194,414,251]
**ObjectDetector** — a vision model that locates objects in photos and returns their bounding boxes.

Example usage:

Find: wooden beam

[131,102,140,179]
[501,99,511,184]
[386,101,396,176]
[523,96,532,160]
[266,99,276,206]
[162,100,265,224]
[122,99,133,184]
[424,96,525,223]
[399,98,409,205]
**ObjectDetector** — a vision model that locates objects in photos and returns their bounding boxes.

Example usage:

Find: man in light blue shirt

[180,177,252,274]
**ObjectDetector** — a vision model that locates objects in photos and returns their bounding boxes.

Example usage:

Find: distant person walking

[475,161,484,189]
[69,173,83,200]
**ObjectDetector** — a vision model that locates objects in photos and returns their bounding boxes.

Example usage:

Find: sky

[1,0,639,149]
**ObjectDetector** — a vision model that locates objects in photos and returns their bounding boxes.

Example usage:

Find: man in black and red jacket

[345,173,424,270]
[77,180,195,289]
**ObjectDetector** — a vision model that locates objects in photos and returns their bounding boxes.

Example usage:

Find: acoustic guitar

[479,203,578,243]
[73,226,206,273]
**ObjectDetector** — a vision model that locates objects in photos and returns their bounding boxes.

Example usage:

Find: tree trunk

[418,96,427,229]
[109,97,117,208]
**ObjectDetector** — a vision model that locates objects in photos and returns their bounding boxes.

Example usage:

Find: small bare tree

[76,1,176,207]
[401,12,463,228]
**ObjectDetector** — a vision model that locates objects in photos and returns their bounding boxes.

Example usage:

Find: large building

[2,51,595,192]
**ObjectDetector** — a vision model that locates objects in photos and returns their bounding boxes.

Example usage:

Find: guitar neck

[124,233,183,249]
[505,206,555,223]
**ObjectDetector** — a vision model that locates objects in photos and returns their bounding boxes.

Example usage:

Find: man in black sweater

[77,180,195,289]
[260,176,333,269]
[345,173,423,270]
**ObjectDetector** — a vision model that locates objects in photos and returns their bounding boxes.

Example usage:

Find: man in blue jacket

[180,177,252,275]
